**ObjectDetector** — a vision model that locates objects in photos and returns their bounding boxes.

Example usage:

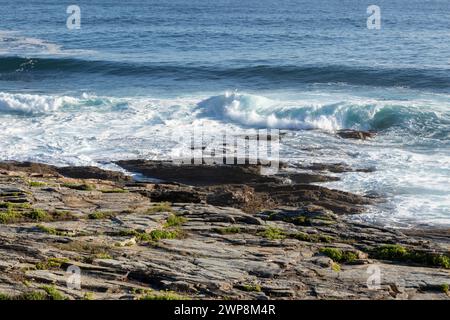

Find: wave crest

[1,91,447,141]
[196,92,450,135]
[0,92,78,114]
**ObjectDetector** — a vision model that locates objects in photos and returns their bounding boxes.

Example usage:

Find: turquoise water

[0,0,449,227]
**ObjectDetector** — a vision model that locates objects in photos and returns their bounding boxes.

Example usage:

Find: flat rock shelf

[0,160,448,300]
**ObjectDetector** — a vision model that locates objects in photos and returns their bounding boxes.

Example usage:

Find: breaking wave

[0,92,79,114]
[196,92,450,138]
[0,91,448,141]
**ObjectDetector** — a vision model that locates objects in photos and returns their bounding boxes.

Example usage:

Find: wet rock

[279,172,340,183]
[337,129,376,140]
[56,166,132,182]
[115,160,373,215]
[116,160,280,186]
[252,183,372,215]
[299,162,376,173]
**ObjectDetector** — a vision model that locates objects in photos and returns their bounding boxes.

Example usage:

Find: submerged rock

[336,129,376,140]
[298,162,376,173]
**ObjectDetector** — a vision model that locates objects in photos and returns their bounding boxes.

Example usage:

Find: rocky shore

[0,159,449,300]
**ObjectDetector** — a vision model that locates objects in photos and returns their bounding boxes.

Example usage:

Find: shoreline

[0,159,449,300]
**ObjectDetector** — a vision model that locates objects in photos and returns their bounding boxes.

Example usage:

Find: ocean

[0,0,449,227]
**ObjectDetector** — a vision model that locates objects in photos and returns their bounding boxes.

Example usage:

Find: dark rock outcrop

[116,160,280,186]
[0,161,59,176]
[116,160,371,215]
[298,162,376,173]
[337,129,376,140]
[56,166,132,182]
[0,161,131,182]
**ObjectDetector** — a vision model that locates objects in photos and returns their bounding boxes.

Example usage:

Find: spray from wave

[0,91,449,228]
[0,92,125,114]
[195,92,450,138]
[0,92,79,114]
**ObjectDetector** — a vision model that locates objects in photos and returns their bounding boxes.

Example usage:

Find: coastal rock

[0,161,59,176]
[258,205,337,225]
[0,161,448,300]
[115,160,373,215]
[298,162,376,173]
[0,161,132,182]
[252,183,372,215]
[137,184,204,203]
[56,166,132,182]
[115,160,280,186]
[278,172,340,183]
[336,129,376,140]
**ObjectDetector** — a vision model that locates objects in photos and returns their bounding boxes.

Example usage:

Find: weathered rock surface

[0,161,448,300]
[116,160,371,215]
[116,160,279,186]
[0,161,131,182]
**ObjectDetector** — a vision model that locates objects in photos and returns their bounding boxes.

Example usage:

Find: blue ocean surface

[0,0,449,227]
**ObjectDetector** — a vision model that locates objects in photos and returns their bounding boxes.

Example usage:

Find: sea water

[0,0,449,227]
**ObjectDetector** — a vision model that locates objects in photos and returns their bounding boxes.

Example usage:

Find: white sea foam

[195,92,450,135]
[0,30,96,57]
[0,91,448,227]
[0,92,79,113]
[0,30,61,55]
